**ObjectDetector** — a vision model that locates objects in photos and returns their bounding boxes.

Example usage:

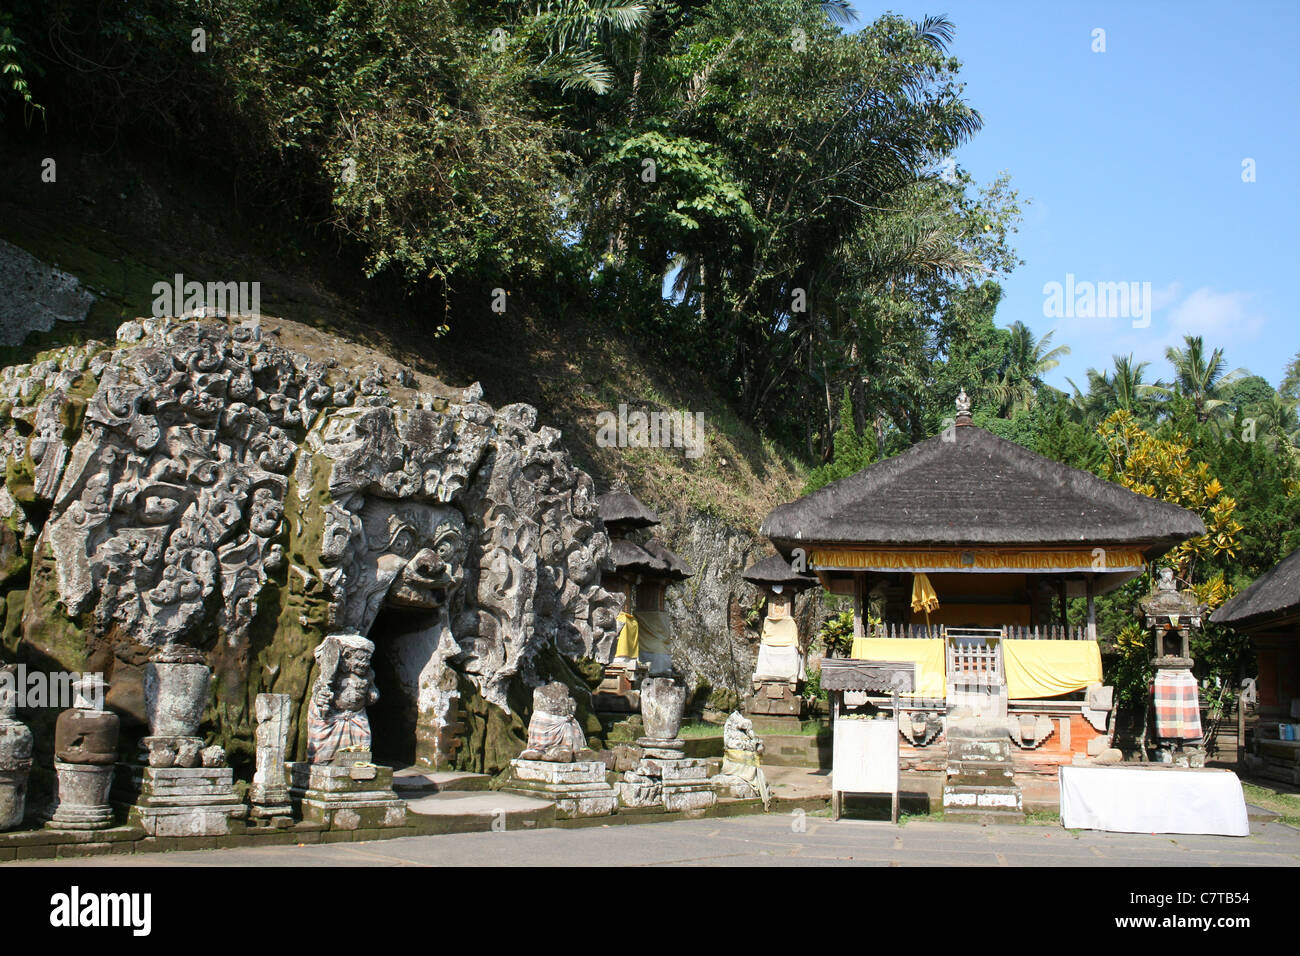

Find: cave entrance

[366,606,438,767]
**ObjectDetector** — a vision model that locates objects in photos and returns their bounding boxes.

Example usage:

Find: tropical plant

[1147,335,1246,423]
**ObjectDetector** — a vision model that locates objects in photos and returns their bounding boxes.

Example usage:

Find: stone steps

[389,767,491,798]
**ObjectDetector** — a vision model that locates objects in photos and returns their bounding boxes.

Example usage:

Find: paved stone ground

[13,815,1300,867]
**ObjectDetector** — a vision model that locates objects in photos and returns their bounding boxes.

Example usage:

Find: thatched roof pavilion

[1212,547,1300,627]
[762,420,1204,599]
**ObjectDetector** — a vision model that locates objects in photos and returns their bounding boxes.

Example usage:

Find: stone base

[660,758,717,812]
[121,765,248,837]
[747,681,803,716]
[47,762,115,831]
[289,761,407,830]
[503,759,618,818]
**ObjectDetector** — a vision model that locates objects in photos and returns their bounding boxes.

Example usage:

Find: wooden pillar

[852,571,866,646]
[1056,578,1068,627]
[1086,577,1097,641]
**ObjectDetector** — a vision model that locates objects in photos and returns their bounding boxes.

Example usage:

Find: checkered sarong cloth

[1153,669,1203,740]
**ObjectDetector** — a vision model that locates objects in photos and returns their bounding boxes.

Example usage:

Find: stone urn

[49,676,119,830]
[144,645,211,738]
[0,665,34,831]
[640,677,686,741]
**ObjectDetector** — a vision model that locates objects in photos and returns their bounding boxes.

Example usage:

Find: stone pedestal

[122,765,248,837]
[504,759,618,818]
[615,737,717,813]
[48,762,115,830]
[289,755,407,830]
[747,680,803,716]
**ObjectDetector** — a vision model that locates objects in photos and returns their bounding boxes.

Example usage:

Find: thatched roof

[742,553,818,591]
[597,489,660,530]
[607,537,692,581]
[1212,547,1300,626]
[762,425,1205,554]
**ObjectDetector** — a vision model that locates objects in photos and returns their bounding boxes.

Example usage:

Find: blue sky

[853,0,1300,391]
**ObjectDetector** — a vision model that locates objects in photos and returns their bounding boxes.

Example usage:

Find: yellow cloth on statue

[849,637,946,698]
[911,573,939,616]
[614,612,639,658]
[635,611,671,656]
[760,616,798,648]
[1003,640,1102,700]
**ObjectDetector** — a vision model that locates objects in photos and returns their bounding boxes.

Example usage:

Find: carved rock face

[0,315,620,765]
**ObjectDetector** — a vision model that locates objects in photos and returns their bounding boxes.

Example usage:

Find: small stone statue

[0,665,34,831]
[250,693,293,820]
[712,711,770,808]
[308,634,379,765]
[519,682,589,762]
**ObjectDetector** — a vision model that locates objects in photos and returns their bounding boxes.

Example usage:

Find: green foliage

[814,609,855,658]
[804,388,875,493]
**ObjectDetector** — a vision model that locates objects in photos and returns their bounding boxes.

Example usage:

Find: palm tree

[516,1,654,94]
[1148,335,1246,423]
[988,322,1070,415]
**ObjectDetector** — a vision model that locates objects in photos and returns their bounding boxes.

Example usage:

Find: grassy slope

[0,140,804,533]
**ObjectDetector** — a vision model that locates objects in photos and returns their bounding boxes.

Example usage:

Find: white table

[1059,765,1250,836]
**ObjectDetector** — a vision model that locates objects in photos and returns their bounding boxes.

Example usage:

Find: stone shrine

[593,488,692,712]
[742,553,817,717]
[1141,568,1208,767]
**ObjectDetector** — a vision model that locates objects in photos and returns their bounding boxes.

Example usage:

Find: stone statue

[519,682,589,762]
[712,711,770,808]
[308,634,379,764]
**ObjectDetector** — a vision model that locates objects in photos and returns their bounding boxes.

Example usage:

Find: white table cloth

[1059,765,1250,836]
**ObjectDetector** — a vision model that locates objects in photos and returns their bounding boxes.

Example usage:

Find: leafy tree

[803,387,875,493]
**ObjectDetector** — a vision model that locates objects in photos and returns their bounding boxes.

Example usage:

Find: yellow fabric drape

[614,611,639,658]
[911,572,939,624]
[1003,640,1102,700]
[635,610,671,655]
[760,616,799,648]
[850,636,1102,700]
[849,637,947,698]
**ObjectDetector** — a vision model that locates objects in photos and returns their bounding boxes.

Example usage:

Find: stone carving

[0,664,33,831]
[1005,713,1055,750]
[308,634,378,765]
[0,313,619,769]
[48,675,119,830]
[519,682,588,761]
[250,693,293,821]
[898,710,943,747]
[711,711,770,807]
